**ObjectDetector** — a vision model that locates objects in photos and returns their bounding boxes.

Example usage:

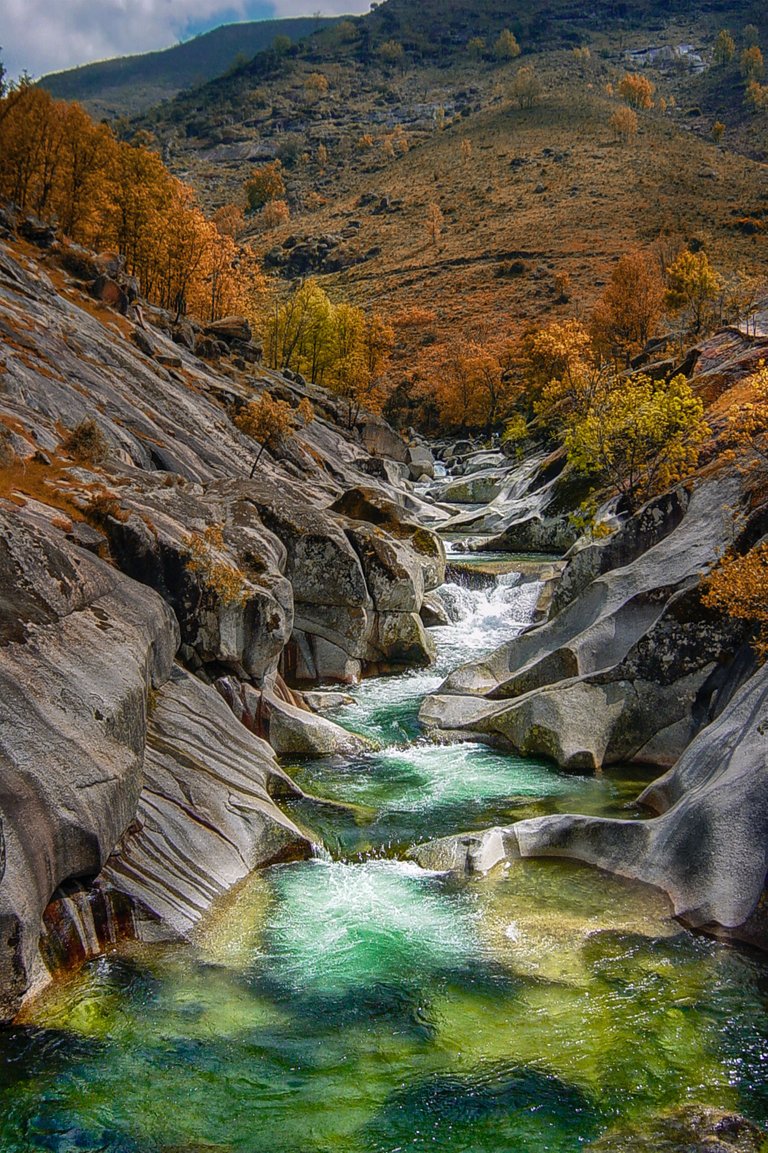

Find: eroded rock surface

[421,477,747,770]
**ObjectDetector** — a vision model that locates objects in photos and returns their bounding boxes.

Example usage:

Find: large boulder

[0,506,178,1019]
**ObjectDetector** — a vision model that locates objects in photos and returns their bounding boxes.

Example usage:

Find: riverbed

[2,567,768,1152]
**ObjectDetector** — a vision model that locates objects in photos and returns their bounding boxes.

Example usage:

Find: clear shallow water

[3,566,768,1153]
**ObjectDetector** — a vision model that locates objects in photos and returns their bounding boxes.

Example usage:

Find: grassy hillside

[37,17,340,118]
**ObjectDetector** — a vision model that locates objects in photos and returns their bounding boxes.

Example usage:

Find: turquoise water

[2,570,768,1153]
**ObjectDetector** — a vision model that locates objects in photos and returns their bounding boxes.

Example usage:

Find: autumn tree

[378,40,405,71]
[611,106,638,142]
[740,46,765,82]
[236,393,296,475]
[245,160,285,211]
[304,72,329,102]
[591,249,665,363]
[713,29,736,65]
[564,372,709,513]
[413,336,519,431]
[265,280,393,425]
[618,72,654,109]
[665,249,722,334]
[521,318,605,432]
[467,37,486,60]
[725,361,768,468]
[703,543,768,657]
[509,65,541,109]
[746,80,768,109]
[0,83,260,325]
[494,29,521,61]
[426,202,444,245]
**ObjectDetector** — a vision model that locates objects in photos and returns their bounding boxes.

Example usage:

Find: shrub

[61,419,108,464]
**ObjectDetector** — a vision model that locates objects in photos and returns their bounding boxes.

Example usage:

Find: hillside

[127,0,766,382]
[37,16,341,118]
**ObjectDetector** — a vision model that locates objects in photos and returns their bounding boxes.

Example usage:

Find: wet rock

[263,689,371,756]
[423,476,745,771]
[407,445,435,480]
[585,1105,766,1153]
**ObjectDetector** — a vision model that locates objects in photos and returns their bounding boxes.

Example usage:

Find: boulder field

[0,234,446,1018]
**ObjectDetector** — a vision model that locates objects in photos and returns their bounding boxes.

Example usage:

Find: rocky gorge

[1,223,768,1151]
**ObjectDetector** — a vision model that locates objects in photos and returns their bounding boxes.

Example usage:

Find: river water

[2,568,768,1152]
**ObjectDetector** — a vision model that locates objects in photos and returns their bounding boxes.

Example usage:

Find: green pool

[2,572,767,1153]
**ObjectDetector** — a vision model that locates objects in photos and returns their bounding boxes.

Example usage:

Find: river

[2,559,768,1152]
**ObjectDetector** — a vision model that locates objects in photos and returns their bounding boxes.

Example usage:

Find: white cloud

[2,0,370,81]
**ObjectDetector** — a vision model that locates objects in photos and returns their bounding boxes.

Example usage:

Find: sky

[1,0,372,81]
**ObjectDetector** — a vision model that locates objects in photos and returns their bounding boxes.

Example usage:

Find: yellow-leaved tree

[265,280,394,426]
[703,543,768,657]
[564,373,709,514]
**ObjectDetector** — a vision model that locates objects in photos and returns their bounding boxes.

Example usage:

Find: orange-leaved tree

[703,542,768,657]
[235,393,297,475]
[590,249,665,364]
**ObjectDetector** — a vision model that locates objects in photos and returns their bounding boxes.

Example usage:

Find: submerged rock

[586,1105,766,1153]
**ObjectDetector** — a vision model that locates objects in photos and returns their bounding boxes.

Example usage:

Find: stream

[3,559,768,1152]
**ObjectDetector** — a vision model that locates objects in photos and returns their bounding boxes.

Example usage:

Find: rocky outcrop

[421,477,746,770]
[0,505,178,1020]
[100,667,311,936]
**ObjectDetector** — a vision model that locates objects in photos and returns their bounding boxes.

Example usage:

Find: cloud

[2,0,371,80]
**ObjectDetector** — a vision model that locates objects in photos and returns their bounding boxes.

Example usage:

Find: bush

[62,419,108,464]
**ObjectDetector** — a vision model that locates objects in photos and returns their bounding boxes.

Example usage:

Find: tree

[426,202,444,245]
[746,80,768,109]
[245,160,285,211]
[522,317,599,431]
[236,393,296,475]
[610,105,638,142]
[743,24,760,48]
[713,29,736,66]
[617,72,654,109]
[259,199,290,230]
[725,360,768,467]
[711,120,726,142]
[494,29,521,61]
[665,249,721,334]
[564,372,709,514]
[703,543,768,657]
[414,336,519,430]
[591,249,665,363]
[509,65,541,109]
[740,46,764,82]
[378,40,405,71]
[467,37,486,61]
